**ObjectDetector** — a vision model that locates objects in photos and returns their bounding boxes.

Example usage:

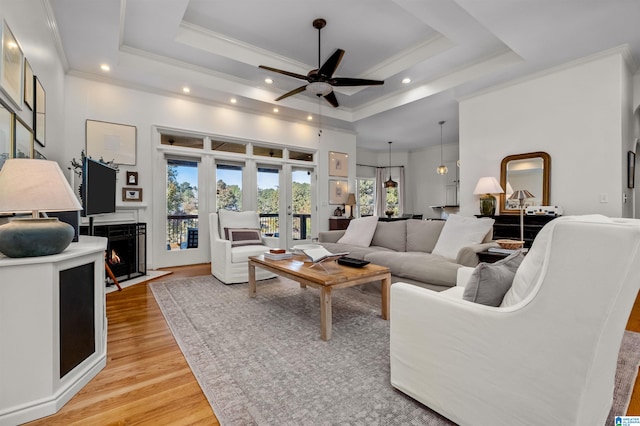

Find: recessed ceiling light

[230,98,237,104]
[402,77,411,84]
[307,115,313,121]
[182,86,190,93]
[273,108,279,113]
[100,64,110,72]
[265,78,273,84]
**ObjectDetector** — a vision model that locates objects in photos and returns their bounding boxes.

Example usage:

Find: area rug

[150,276,640,425]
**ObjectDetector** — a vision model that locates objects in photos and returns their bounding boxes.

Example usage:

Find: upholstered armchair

[390,216,640,425]
[209,210,278,284]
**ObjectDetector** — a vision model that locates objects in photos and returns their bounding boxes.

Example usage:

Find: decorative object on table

[333,206,343,216]
[495,239,524,250]
[126,171,138,185]
[509,189,534,242]
[628,150,635,189]
[436,120,448,175]
[329,179,348,204]
[0,159,82,257]
[525,205,564,216]
[473,176,504,216]
[346,193,356,219]
[0,20,24,109]
[329,151,348,177]
[86,119,137,165]
[34,76,45,146]
[385,207,394,218]
[23,58,33,110]
[384,141,397,188]
[14,116,33,158]
[122,187,143,202]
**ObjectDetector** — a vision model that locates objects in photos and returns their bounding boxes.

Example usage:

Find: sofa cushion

[364,251,461,288]
[371,221,407,252]
[463,251,525,306]
[319,242,394,260]
[432,214,494,260]
[406,219,445,253]
[337,216,378,247]
[230,244,269,263]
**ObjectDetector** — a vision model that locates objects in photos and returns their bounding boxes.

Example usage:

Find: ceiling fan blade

[330,77,384,87]
[324,91,339,108]
[259,65,311,82]
[318,49,345,78]
[274,85,307,101]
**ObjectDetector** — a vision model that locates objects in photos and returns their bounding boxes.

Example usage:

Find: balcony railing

[166,213,312,250]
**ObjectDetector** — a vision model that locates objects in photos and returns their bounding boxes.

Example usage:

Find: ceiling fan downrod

[313,18,326,70]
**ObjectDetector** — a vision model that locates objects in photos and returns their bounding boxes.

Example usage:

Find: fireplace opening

[81,223,146,285]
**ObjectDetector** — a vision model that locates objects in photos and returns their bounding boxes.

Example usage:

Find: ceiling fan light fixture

[306,81,333,96]
[385,141,398,188]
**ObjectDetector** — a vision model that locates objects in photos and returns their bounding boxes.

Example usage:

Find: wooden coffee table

[248,255,391,341]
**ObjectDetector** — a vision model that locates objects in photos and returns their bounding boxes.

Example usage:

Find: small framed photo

[126,171,138,185]
[329,179,348,204]
[628,150,635,189]
[122,187,143,202]
[0,20,24,109]
[329,151,348,177]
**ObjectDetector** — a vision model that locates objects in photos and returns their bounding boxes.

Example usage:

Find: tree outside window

[356,178,375,216]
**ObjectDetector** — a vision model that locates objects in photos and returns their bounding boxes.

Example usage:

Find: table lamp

[346,193,356,219]
[509,189,534,242]
[0,159,82,257]
[473,177,504,216]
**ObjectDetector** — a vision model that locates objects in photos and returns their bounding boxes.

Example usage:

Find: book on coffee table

[300,246,348,263]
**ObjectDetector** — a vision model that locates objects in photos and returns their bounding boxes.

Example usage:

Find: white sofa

[390,215,640,425]
[209,210,277,284]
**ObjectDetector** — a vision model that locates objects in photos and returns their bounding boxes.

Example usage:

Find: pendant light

[436,120,448,175]
[384,141,397,188]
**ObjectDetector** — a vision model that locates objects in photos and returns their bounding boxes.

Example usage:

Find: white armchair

[390,215,640,425]
[209,210,277,284]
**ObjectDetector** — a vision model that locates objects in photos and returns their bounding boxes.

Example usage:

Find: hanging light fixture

[384,141,397,188]
[436,120,448,175]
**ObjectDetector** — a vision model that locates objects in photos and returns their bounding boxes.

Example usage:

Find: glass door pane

[257,167,280,237]
[166,159,198,250]
[216,164,243,211]
[291,168,312,243]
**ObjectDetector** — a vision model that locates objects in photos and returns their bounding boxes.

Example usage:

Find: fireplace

[80,223,146,284]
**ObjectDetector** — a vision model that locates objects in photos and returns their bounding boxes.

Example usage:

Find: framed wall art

[86,119,137,165]
[122,187,143,202]
[329,151,348,177]
[23,58,33,110]
[0,20,23,109]
[0,98,13,169]
[34,76,45,146]
[126,171,138,185]
[329,179,348,205]
[14,116,33,159]
[628,150,635,189]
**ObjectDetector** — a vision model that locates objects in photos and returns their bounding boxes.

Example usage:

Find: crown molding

[42,0,69,71]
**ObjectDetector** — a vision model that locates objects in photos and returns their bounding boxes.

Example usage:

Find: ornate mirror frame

[499,151,551,215]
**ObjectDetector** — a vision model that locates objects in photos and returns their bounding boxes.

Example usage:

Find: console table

[329,217,351,230]
[478,214,557,248]
[0,236,108,425]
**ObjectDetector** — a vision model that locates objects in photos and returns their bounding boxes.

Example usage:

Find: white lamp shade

[473,177,504,195]
[0,159,82,214]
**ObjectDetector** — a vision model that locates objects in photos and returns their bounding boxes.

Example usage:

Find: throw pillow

[226,228,263,247]
[432,214,494,260]
[463,251,525,306]
[337,216,379,247]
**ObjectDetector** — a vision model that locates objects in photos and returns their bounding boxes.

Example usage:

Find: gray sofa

[318,219,497,291]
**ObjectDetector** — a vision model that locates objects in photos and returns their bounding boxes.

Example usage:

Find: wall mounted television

[81,158,117,217]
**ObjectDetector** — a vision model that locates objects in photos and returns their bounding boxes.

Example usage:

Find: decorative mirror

[500,151,550,214]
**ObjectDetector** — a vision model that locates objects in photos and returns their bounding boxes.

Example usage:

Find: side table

[477,250,510,264]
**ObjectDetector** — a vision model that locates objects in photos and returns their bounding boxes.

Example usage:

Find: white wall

[459,49,633,218]
[64,76,357,268]
[0,1,67,164]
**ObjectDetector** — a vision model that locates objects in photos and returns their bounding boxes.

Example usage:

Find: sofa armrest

[455,242,500,267]
[318,230,346,243]
[456,267,475,287]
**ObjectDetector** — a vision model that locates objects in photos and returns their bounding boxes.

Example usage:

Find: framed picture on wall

[329,151,348,177]
[126,171,138,185]
[122,187,143,202]
[86,119,137,165]
[329,179,348,204]
[0,20,24,109]
[628,150,635,189]
[23,58,33,110]
[34,76,45,146]
[14,116,33,159]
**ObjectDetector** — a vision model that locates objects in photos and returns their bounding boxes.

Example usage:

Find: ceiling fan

[259,18,384,108]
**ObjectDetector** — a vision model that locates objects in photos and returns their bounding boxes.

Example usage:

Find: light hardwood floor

[24,264,640,424]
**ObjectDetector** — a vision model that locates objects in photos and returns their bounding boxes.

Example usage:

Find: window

[211,139,246,153]
[216,164,243,211]
[254,146,283,158]
[166,159,198,250]
[385,186,399,216]
[257,167,279,236]
[356,178,375,217]
[161,134,203,149]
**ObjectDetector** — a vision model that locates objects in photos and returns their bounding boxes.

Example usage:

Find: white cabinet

[0,237,108,426]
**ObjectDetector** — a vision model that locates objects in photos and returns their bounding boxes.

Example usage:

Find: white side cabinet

[0,236,108,425]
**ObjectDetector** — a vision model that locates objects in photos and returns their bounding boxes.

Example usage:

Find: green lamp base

[478,194,496,216]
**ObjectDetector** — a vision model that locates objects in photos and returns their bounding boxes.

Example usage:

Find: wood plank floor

[24,264,640,424]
